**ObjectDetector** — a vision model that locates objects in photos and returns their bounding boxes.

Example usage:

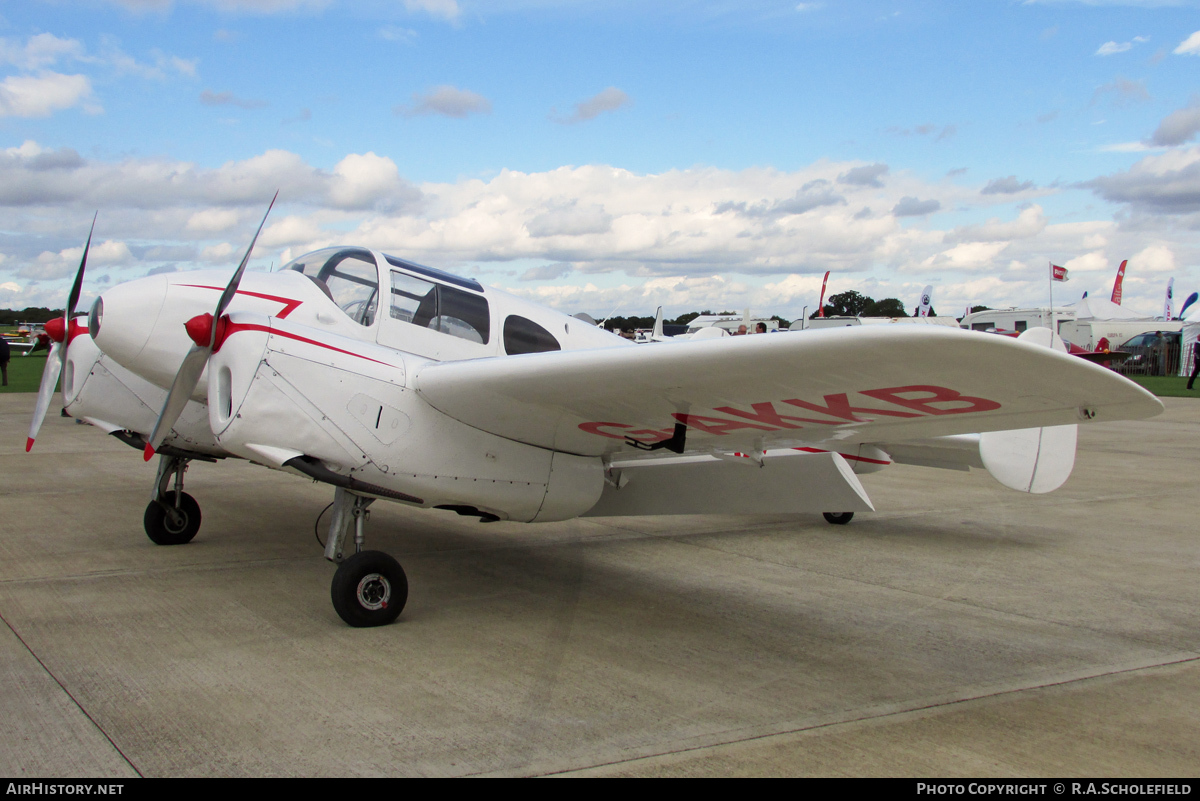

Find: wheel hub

[356,573,391,610]
[163,508,188,533]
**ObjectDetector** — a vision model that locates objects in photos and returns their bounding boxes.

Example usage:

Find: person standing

[0,335,10,387]
[1188,335,1200,390]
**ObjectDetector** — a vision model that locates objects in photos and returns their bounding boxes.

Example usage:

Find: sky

[2,0,1200,322]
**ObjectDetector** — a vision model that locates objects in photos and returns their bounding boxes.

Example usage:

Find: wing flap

[586,450,873,517]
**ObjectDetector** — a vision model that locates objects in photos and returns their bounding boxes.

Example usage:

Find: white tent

[1183,320,1200,378]
[1074,295,1149,321]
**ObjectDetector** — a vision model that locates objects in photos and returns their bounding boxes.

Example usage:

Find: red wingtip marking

[26,437,34,452]
[144,444,155,461]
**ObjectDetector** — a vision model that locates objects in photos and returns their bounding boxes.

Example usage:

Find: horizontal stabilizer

[883,434,983,472]
[585,449,873,517]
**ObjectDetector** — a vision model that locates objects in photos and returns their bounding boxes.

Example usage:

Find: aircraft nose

[90,274,169,374]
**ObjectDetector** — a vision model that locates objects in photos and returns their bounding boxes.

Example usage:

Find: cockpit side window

[390,270,491,345]
[503,315,561,355]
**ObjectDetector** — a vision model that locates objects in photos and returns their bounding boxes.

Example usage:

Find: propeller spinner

[26,214,96,452]
[143,193,278,461]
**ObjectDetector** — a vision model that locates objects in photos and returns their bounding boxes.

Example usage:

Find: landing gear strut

[324,488,408,627]
[144,454,202,545]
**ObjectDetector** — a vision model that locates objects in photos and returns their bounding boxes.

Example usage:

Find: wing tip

[25,437,34,453]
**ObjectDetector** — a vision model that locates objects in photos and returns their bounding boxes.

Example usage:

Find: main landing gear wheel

[331,550,408,628]
[144,491,202,545]
[822,512,854,525]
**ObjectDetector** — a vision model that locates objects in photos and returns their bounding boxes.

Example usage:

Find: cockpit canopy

[284,247,379,325]
[282,247,490,346]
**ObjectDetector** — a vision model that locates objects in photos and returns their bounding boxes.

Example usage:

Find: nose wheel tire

[331,550,408,628]
[144,491,202,545]
[822,512,854,525]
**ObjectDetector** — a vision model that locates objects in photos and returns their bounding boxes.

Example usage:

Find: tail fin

[980,425,1077,493]
[980,326,1078,493]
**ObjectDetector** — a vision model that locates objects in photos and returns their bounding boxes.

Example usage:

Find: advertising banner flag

[1180,291,1198,320]
[817,271,830,318]
[1111,259,1127,305]
[1051,264,1068,282]
[1164,277,1175,320]
[917,285,933,318]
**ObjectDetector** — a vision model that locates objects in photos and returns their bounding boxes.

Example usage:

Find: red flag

[1051,264,1068,282]
[1111,259,1126,305]
[817,270,830,317]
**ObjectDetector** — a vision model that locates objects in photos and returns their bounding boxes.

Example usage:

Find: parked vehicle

[1057,319,1183,351]
[1114,331,1182,377]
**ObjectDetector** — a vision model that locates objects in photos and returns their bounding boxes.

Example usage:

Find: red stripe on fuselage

[179,285,304,318]
[221,321,396,368]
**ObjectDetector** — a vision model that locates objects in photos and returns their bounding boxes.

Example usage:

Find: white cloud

[1096,41,1131,56]
[0,142,420,212]
[379,26,418,44]
[403,0,460,21]
[397,85,491,118]
[1174,30,1200,55]
[1063,250,1109,274]
[0,33,85,70]
[1089,145,1200,213]
[893,196,941,217]
[3,146,1194,320]
[1129,243,1176,273]
[200,242,236,262]
[1,32,196,80]
[186,208,241,233]
[329,152,414,210]
[105,0,330,11]
[947,205,1048,244]
[981,176,1036,195]
[0,72,95,117]
[201,90,267,109]
[19,240,133,279]
[555,87,631,124]
[1151,101,1200,146]
[260,215,326,247]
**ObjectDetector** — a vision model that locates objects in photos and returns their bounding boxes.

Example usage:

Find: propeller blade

[143,193,277,459]
[26,342,63,452]
[66,213,96,323]
[144,344,209,460]
[27,214,95,452]
[212,192,277,334]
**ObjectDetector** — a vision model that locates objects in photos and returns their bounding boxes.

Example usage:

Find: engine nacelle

[63,333,225,456]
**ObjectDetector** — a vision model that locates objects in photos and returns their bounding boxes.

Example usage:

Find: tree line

[599,290,948,332]
[0,307,62,326]
[602,310,794,332]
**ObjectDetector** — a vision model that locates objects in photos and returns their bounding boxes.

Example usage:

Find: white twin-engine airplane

[29,204,1163,627]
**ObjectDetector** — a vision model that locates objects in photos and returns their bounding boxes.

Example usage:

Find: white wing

[413,326,1162,457]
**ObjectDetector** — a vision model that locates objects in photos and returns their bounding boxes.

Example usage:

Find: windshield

[283,247,379,325]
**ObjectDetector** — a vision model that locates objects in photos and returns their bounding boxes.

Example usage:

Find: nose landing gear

[145,454,202,545]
